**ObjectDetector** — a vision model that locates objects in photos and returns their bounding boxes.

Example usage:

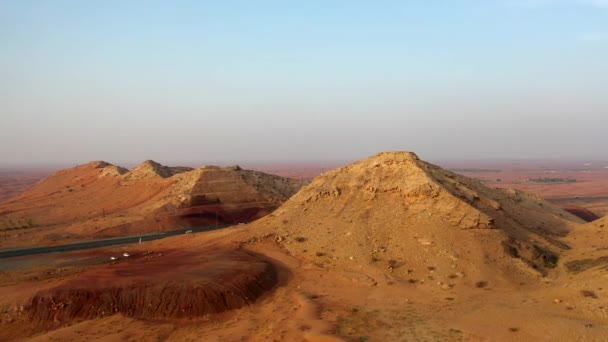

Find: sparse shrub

[315,251,325,257]
[476,281,488,288]
[581,290,598,299]
[509,327,519,332]
[294,236,307,243]
[529,177,576,183]
[334,308,379,338]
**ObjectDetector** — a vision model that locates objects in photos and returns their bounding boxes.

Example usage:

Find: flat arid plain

[0,152,607,341]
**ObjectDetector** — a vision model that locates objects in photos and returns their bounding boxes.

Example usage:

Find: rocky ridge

[261,152,582,280]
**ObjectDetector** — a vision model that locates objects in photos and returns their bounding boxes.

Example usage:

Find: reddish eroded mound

[560,205,600,222]
[27,248,278,323]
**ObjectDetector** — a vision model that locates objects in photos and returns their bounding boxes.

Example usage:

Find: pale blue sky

[1,1,607,165]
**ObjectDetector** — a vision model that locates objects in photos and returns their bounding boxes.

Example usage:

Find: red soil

[27,247,278,325]
[561,206,600,222]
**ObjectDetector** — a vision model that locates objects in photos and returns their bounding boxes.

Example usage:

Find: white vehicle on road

[185,230,193,234]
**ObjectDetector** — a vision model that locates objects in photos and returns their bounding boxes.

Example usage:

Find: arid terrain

[438,160,608,218]
[0,152,607,341]
[0,168,57,203]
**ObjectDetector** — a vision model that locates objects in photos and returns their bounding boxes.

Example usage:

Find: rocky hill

[257,152,582,282]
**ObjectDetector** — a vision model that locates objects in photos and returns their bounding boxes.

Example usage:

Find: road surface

[0,224,232,259]
[548,196,608,203]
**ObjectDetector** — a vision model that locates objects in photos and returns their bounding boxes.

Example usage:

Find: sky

[1,0,607,166]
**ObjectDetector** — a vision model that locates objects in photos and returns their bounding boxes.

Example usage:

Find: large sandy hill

[254,152,582,283]
[0,161,307,248]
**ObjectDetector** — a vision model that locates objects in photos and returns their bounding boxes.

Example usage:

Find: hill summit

[261,152,582,281]
[123,160,193,181]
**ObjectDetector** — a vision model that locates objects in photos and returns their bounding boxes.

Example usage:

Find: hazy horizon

[2,1,607,165]
[3,154,608,171]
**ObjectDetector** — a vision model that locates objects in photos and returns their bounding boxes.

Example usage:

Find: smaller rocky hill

[0,161,307,248]
[135,165,309,225]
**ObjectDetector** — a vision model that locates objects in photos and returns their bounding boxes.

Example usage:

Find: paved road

[0,224,232,259]
[548,196,608,203]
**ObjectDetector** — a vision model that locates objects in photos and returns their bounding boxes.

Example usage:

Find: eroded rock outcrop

[28,248,278,322]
